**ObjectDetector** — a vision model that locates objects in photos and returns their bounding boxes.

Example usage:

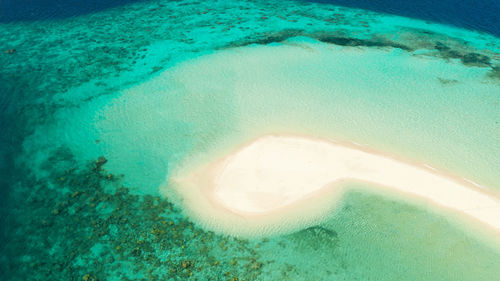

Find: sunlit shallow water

[1,0,499,280]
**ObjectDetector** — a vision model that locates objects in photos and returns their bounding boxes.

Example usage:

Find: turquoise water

[1,0,499,280]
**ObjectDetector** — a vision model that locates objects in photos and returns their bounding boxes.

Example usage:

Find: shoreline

[168,134,500,238]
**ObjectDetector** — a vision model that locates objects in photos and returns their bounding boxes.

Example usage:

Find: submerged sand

[170,134,500,237]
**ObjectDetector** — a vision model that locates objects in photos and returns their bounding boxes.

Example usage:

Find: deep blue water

[0,0,149,22]
[309,0,500,37]
[1,0,499,37]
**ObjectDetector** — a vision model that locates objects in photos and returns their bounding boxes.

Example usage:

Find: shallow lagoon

[1,0,499,280]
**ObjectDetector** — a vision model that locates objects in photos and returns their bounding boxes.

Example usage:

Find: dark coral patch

[315,35,412,51]
[487,66,500,80]
[461,52,491,67]
[434,42,491,67]
[230,30,412,51]
[437,77,459,85]
[228,29,305,47]
[434,42,462,59]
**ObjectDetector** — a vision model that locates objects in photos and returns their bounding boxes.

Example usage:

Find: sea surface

[309,0,500,37]
[1,0,499,280]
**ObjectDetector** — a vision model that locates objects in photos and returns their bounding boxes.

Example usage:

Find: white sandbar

[170,135,500,237]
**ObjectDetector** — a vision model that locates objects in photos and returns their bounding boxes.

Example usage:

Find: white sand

[169,134,500,237]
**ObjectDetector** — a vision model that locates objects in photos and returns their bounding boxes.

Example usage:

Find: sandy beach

[170,134,500,237]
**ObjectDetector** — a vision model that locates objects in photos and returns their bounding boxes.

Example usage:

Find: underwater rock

[316,35,411,51]
[304,226,338,238]
[434,41,451,51]
[434,42,491,67]
[95,156,107,168]
[131,247,142,257]
[233,30,412,51]
[461,52,491,67]
[232,29,305,46]
[488,66,500,80]
[51,208,60,215]
[82,274,97,281]
[434,42,462,59]
[180,260,193,269]
[437,77,459,85]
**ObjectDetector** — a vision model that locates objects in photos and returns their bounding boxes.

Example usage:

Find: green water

[1,0,499,280]
[260,187,500,281]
